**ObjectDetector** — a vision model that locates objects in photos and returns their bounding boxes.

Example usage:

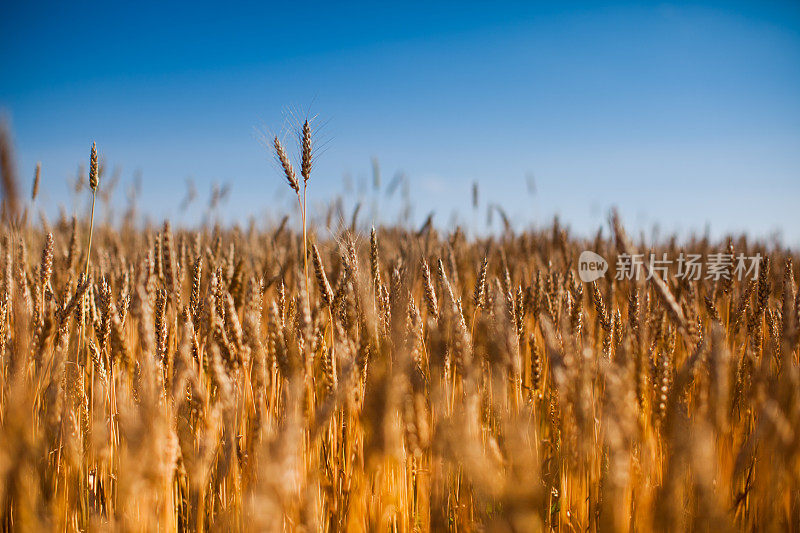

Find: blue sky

[2,1,799,243]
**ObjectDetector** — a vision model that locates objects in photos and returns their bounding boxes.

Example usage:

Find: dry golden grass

[0,135,799,532]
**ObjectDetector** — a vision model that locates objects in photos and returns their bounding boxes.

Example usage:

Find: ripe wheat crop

[0,126,799,531]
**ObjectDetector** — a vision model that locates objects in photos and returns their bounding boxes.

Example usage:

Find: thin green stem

[85,191,96,277]
[300,185,310,310]
[78,190,96,365]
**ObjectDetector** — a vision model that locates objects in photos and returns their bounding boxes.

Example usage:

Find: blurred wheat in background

[0,120,799,532]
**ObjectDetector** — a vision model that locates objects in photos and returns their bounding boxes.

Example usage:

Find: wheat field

[1,126,799,531]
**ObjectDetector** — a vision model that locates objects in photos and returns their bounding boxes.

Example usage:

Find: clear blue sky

[2,1,799,243]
